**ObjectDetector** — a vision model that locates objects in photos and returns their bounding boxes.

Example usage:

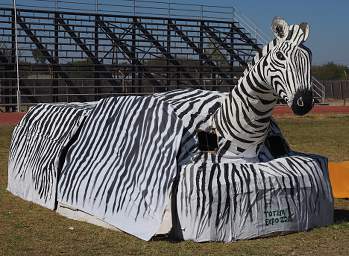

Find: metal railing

[312,76,326,103]
[0,0,271,43]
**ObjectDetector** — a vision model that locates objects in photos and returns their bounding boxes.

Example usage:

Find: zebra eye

[276,51,286,61]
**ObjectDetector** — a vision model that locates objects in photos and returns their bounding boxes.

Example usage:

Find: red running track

[273,105,349,116]
[0,112,26,125]
[1,106,349,125]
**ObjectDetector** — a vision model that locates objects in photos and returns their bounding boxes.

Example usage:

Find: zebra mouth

[291,89,313,115]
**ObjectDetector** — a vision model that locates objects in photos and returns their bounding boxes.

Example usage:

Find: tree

[64,59,94,78]
[0,42,12,63]
[204,40,228,67]
[32,48,46,64]
[312,62,349,80]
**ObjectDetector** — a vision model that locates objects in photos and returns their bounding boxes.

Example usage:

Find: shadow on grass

[151,208,349,242]
[151,233,183,243]
[334,208,349,224]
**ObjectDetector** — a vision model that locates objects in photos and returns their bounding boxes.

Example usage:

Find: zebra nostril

[297,97,304,107]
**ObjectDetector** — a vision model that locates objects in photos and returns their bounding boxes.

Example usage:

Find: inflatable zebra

[7,17,333,242]
[154,17,313,163]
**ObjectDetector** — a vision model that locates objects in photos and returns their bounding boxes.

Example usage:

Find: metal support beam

[169,20,233,84]
[16,15,88,102]
[56,15,121,92]
[231,23,262,52]
[132,17,137,92]
[10,8,16,111]
[53,12,59,102]
[166,19,171,88]
[135,20,199,86]
[57,15,97,62]
[229,23,235,81]
[201,23,247,67]
[199,21,204,85]
[97,17,161,88]
[94,14,100,99]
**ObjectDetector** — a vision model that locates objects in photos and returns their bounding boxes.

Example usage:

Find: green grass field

[1,115,349,256]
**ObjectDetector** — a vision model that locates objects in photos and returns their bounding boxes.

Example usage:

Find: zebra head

[266,17,313,115]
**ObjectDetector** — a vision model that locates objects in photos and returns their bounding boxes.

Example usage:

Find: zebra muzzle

[291,89,313,116]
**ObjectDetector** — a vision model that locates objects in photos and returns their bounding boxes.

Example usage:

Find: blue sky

[204,0,349,66]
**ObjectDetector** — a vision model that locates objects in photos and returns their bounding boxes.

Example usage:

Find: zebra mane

[242,39,277,77]
[236,38,277,86]
[240,23,303,81]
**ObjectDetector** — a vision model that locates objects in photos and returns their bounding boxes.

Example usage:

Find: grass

[276,114,349,162]
[1,115,349,256]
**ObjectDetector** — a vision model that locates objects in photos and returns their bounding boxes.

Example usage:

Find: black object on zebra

[197,130,218,152]
[264,135,290,158]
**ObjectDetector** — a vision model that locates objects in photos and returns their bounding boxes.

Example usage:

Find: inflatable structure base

[173,154,333,242]
[56,202,173,235]
[7,99,334,242]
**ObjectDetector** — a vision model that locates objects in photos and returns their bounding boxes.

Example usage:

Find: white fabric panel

[7,103,94,209]
[175,153,333,242]
[57,96,183,241]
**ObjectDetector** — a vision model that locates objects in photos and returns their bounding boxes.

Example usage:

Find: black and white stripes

[153,19,313,161]
[175,154,333,242]
[213,19,313,156]
[8,103,94,209]
[154,88,224,164]
[57,96,183,240]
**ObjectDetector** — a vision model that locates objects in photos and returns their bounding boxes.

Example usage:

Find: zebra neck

[236,70,277,116]
[213,68,277,155]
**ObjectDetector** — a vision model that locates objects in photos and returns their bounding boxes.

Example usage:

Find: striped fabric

[174,153,333,242]
[154,89,224,164]
[57,96,183,240]
[7,103,94,209]
[155,89,286,163]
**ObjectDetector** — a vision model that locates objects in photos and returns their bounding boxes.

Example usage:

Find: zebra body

[7,18,333,242]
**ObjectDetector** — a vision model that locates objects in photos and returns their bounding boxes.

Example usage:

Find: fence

[321,80,349,100]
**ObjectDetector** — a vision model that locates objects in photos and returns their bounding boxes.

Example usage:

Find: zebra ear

[271,17,289,42]
[299,22,310,42]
